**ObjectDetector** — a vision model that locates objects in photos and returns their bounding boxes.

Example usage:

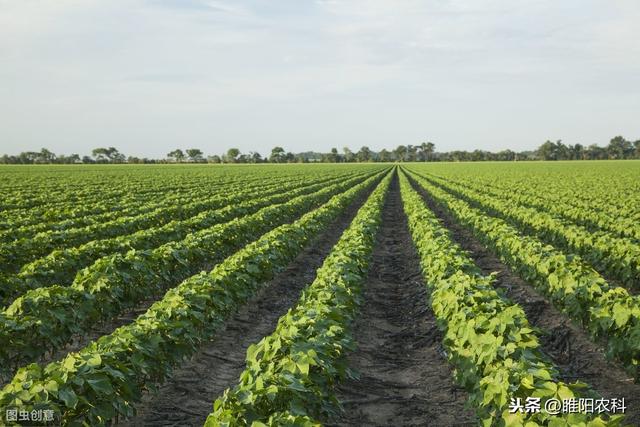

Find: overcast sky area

[1,0,639,158]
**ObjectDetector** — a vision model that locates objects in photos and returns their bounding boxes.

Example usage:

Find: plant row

[0,166,309,214]
[413,164,639,226]
[0,171,369,273]
[0,169,362,240]
[0,174,265,240]
[0,170,386,377]
[446,175,640,242]
[0,172,368,306]
[398,170,620,426]
[0,169,391,426]
[0,174,219,224]
[0,166,383,221]
[418,172,640,290]
[479,174,639,224]
[207,169,391,426]
[0,177,180,213]
[405,170,640,381]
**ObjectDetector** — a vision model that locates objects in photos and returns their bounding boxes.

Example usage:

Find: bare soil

[410,176,640,424]
[331,177,476,427]
[118,190,372,426]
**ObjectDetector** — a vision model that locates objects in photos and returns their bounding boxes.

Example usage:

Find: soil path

[409,175,640,424]
[119,190,372,426]
[331,176,475,427]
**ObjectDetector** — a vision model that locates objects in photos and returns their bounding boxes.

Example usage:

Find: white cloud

[0,0,639,156]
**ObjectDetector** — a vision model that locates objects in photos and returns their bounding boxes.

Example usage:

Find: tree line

[1,136,639,164]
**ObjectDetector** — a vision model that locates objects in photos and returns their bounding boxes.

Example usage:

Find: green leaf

[246,344,260,363]
[296,361,309,375]
[86,353,102,368]
[255,376,264,391]
[45,380,59,393]
[58,388,78,409]
[556,384,574,401]
[613,305,630,328]
[87,376,114,395]
[62,357,76,372]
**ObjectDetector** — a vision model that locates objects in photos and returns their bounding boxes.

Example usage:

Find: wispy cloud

[0,0,639,157]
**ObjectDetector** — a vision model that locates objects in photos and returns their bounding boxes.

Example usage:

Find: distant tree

[186,148,204,162]
[556,141,571,160]
[379,149,392,162]
[406,145,418,162]
[326,148,340,163]
[586,144,607,160]
[269,146,286,163]
[332,147,341,162]
[515,151,536,161]
[58,153,81,164]
[18,151,38,164]
[250,151,263,163]
[394,145,407,162]
[607,136,634,159]
[417,143,427,161]
[450,150,468,162]
[496,149,516,161]
[225,148,240,163]
[537,140,559,160]
[419,142,435,161]
[36,148,56,163]
[470,149,485,161]
[285,152,295,163]
[570,143,585,160]
[92,147,125,163]
[3,135,637,164]
[536,140,582,160]
[92,148,109,162]
[167,149,186,162]
[356,146,372,162]
[343,147,355,162]
[115,149,126,163]
[107,147,125,163]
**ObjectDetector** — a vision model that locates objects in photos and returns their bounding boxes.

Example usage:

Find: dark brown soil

[118,190,372,427]
[331,177,476,427]
[409,175,640,425]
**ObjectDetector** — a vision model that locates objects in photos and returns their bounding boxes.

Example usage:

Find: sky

[1,0,639,158]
